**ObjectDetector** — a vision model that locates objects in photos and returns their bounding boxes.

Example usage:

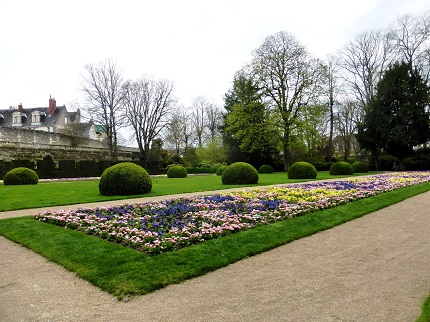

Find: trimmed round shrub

[351,161,369,173]
[221,162,259,185]
[216,165,228,176]
[287,162,317,179]
[258,164,274,174]
[329,161,354,175]
[3,167,39,185]
[99,162,152,196]
[167,165,188,178]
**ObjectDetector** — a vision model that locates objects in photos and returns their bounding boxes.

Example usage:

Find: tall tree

[81,59,124,162]
[390,13,430,84]
[324,56,339,161]
[165,107,193,155]
[251,31,325,170]
[122,77,176,165]
[223,71,279,166]
[358,62,430,170]
[205,102,222,143]
[191,96,208,147]
[335,100,363,161]
[296,104,330,162]
[338,30,394,112]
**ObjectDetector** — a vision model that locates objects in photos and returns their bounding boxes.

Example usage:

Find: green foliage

[99,162,152,196]
[216,165,228,176]
[168,155,183,165]
[296,104,330,162]
[223,72,280,165]
[221,162,259,184]
[185,167,217,174]
[149,138,169,168]
[258,164,274,174]
[287,162,317,179]
[330,161,354,175]
[358,62,430,166]
[3,167,39,185]
[195,138,228,165]
[313,161,335,171]
[182,147,201,167]
[351,161,369,173]
[167,165,188,178]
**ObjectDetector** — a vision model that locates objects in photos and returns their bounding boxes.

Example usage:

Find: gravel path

[0,190,429,321]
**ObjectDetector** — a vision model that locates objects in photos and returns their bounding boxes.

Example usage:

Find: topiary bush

[351,161,369,173]
[258,164,274,174]
[221,162,259,184]
[167,165,188,178]
[329,161,354,175]
[99,162,152,196]
[3,167,39,185]
[287,162,317,179]
[216,165,228,176]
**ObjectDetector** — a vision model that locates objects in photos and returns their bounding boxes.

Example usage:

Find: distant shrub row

[1,161,371,197]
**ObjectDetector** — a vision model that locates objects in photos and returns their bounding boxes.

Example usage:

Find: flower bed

[34,172,430,255]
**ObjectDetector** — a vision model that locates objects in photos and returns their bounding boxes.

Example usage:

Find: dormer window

[31,111,45,125]
[12,112,24,126]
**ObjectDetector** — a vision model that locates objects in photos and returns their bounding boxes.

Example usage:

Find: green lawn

[1,180,429,302]
[0,172,372,212]
[1,172,429,319]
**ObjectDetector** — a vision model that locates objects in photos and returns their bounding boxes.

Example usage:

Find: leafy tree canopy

[357,61,430,168]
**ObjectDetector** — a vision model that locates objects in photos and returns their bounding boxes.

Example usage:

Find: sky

[0,0,429,129]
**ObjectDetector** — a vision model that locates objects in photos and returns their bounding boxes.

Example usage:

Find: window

[64,116,68,124]
[12,113,22,126]
[32,113,40,124]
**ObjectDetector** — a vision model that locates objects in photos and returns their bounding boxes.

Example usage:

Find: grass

[0,171,374,212]
[417,293,430,322]
[1,180,429,301]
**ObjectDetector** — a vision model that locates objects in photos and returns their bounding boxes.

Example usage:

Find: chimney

[18,103,23,113]
[48,95,56,115]
[89,118,94,127]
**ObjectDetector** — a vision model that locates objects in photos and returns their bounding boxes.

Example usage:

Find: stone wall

[0,127,139,161]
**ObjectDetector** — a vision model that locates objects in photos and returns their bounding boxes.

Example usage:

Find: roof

[95,124,107,133]
[0,105,67,127]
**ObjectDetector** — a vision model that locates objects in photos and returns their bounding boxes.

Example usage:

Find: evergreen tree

[222,72,280,167]
[357,62,430,169]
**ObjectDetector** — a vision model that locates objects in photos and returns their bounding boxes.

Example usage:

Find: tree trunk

[343,137,351,162]
[283,130,290,171]
[371,150,379,171]
[396,158,405,171]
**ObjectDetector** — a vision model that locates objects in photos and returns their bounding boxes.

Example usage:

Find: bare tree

[81,59,125,162]
[191,96,207,147]
[165,111,183,155]
[324,56,340,161]
[205,102,222,143]
[335,100,363,161]
[251,31,326,170]
[338,30,394,112]
[60,123,87,148]
[390,13,430,83]
[122,77,176,165]
[165,107,193,155]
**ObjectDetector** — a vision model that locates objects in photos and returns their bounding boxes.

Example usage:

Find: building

[0,96,106,141]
